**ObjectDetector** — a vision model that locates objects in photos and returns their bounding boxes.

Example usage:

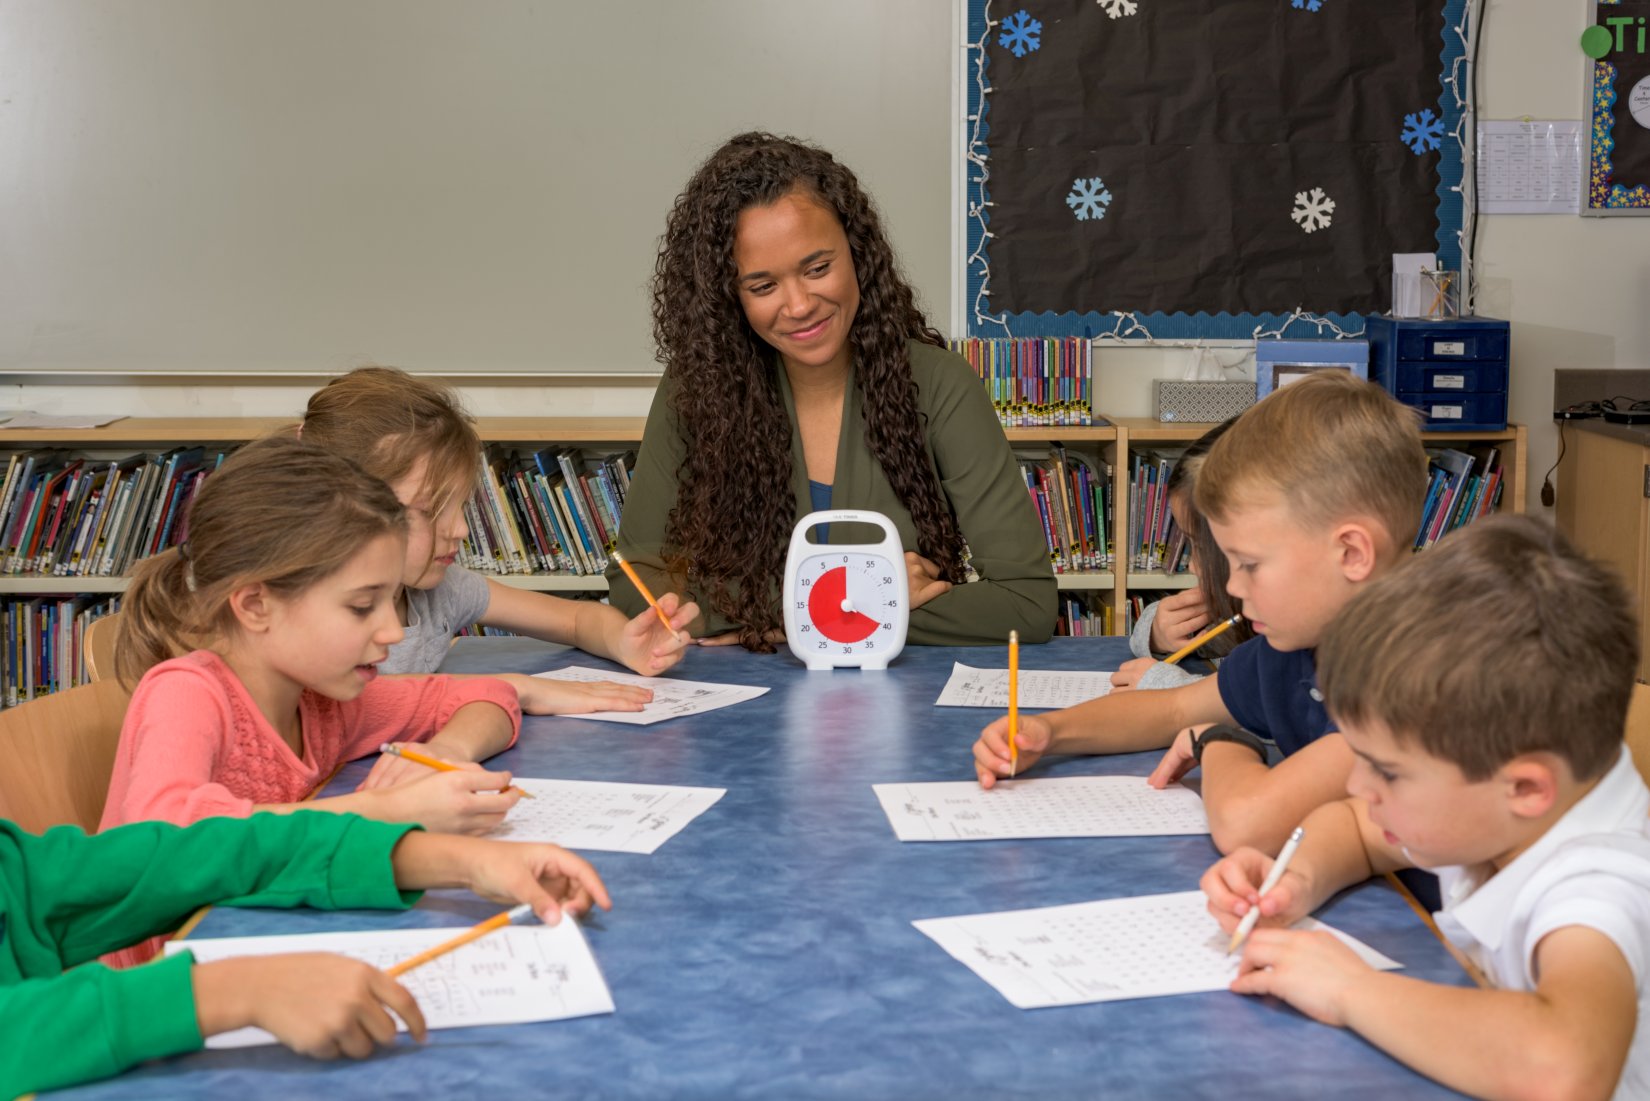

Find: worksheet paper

[493,778,725,853]
[872,777,1208,841]
[168,920,614,1046]
[933,662,1113,709]
[531,666,769,724]
[914,890,1401,1008]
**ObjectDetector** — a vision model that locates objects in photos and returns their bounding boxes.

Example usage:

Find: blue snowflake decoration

[1066,177,1113,221]
[998,10,1042,57]
[1291,0,1325,10]
[1401,109,1444,155]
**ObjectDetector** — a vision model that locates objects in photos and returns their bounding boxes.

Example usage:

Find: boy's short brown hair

[1195,371,1427,548]
[1318,515,1638,782]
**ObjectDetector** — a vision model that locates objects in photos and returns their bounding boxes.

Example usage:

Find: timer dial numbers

[797,554,902,647]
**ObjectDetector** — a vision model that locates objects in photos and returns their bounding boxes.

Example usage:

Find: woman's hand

[905,552,954,611]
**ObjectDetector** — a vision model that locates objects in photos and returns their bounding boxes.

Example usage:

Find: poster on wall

[963,0,1469,340]
[1581,0,1650,215]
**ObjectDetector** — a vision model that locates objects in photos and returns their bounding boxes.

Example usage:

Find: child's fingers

[551,849,612,911]
[354,991,403,1049]
[333,1019,378,1060]
[1145,741,1190,789]
[375,973,427,1043]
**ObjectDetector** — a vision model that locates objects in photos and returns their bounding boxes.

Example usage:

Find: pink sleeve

[338,674,522,761]
[98,665,255,830]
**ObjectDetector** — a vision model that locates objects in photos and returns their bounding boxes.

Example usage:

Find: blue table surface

[55,638,1470,1100]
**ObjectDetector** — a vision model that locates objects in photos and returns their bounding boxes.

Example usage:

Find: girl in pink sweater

[102,436,526,842]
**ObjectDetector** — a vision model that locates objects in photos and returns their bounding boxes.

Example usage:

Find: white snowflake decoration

[1290,188,1336,233]
[1098,0,1139,18]
[1400,109,1445,155]
[998,10,1043,57]
[1066,177,1113,221]
[1291,0,1325,11]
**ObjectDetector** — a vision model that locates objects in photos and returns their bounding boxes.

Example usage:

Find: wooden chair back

[83,610,122,684]
[0,679,131,833]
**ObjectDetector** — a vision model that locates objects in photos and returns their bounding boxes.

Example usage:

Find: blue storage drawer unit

[1365,315,1511,431]
[1411,391,1508,431]
[1390,361,1508,394]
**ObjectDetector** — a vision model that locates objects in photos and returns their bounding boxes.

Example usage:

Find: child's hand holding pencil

[973,711,1054,790]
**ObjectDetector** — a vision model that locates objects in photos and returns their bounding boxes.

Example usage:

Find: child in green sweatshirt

[0,810,609,1098]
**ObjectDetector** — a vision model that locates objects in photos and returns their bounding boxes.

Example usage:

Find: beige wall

[11,0,1647,520]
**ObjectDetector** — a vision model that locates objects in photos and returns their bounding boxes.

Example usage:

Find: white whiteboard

[0,0,954,376]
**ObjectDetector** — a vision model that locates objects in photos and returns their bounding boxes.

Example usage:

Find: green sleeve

[0,951,201,1099]
[607,380,734,636]
[3,813,418,971]
[909,346,1058,645]
[0,812,419,1096]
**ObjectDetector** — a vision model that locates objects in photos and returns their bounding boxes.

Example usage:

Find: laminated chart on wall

[914,890,1400,1008]
[169,921,614,1047]
[1582,0,1650,213]
[965,0,1466,338]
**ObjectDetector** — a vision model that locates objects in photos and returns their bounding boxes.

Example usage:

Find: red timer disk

[806,565,882,643]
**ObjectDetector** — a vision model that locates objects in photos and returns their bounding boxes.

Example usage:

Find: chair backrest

[1627,681,1650,790]
[0,678,132,833]
[83,610,122,684]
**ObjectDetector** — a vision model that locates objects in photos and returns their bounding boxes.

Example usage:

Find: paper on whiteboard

[494,778,725,853]
[914,890,1400,1008]
[169,920,613,1046]
[873,777,1207,840]
[531,666,768,724]
[933,662,1113,709]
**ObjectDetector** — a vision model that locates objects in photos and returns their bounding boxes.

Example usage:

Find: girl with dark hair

[1110,419,1254,691]
[609,133,1056,649]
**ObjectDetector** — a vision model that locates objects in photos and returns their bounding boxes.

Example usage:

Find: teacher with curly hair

[608,132,1056,650]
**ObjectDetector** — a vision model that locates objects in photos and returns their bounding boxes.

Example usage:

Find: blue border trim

[964,0,1466,340]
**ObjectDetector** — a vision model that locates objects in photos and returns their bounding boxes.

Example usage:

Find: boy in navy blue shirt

[972,371,1426,856]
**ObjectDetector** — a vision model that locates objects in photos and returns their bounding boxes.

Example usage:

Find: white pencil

[1227,825,1305,954]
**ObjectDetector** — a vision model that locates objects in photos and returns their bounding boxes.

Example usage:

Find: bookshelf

[0,414,1529,701]
[0,415,1530,603]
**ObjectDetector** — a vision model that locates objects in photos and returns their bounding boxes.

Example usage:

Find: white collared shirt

[1434,747,1650,1101]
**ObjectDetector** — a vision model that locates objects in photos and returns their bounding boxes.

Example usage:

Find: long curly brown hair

[652,132,962,651]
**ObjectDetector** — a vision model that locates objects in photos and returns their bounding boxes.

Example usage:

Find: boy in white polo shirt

[1201,515,1650,1101]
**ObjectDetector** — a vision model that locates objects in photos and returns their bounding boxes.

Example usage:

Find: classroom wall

[9,0,1647,517]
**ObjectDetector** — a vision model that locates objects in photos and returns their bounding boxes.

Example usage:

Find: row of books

[0,449,223,578]
[1127,452,1192,574]
[457,448,635,577]
[948,337,1096,427]
[1056,592,1115,637]
[1414,444,1506,550]
[1018,447,1115,572]
[2,597,118,708]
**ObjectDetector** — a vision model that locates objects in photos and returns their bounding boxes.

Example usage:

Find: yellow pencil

[1163,613,1243,667]
[1008,629,1019,779]
[378,743,534,799]
[386,904,534,978]
[611,550,679,638]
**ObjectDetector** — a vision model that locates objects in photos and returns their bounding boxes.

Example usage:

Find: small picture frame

[1253,339,1370,399]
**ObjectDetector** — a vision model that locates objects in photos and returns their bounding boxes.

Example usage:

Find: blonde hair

[116,436,407,686]
[298,366,481,513]
[1318,515,1637,782]
[1195,371,1427,548]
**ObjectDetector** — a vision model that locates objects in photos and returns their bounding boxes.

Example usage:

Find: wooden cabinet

[1556,422,1650,683]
